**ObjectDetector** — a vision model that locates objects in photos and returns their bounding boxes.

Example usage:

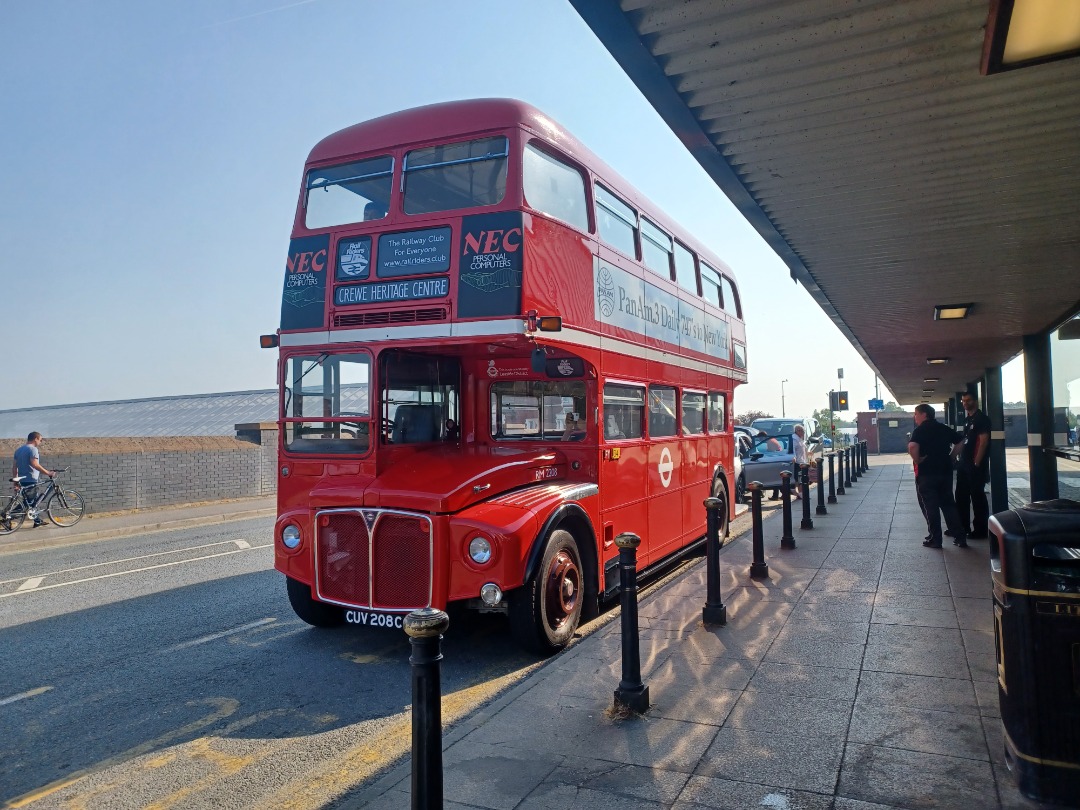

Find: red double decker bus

[268,99,747,653]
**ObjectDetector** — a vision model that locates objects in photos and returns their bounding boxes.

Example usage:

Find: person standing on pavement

[791,424,807,500]
[955,392,991,540]
[12,432,54,527]
[908,405,967,549]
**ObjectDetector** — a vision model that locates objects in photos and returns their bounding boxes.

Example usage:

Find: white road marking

[161,618,278,653]
[16,577,45,592]
[0,686,53,706]
[0,539,260,586]
[0,544,273,599]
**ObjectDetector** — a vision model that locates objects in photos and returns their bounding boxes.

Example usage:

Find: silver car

[741,432,797,492]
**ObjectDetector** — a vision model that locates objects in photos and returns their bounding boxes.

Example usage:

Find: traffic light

[829,390,849,411]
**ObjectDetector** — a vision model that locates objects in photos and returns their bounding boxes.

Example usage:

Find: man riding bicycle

[12,432,54,527]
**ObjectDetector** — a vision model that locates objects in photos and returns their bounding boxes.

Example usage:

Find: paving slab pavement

[345,455,1052,810]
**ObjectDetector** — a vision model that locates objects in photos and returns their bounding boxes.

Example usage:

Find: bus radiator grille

[334,308,447,327]
[372,514,432,609]
[316,512,371,605]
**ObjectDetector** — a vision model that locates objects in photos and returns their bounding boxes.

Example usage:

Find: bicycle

[0,469,86,535]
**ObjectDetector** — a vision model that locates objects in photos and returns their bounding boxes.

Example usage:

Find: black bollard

[800,463,814,529]
[851,445,860,481]
[702,498,728,626]
[836,450,846,496]
[614,532,649,713]
[816,457,828,515]
[779,471,795,549]
[862,441,869,472]
[844,446,853,488]
[747,482,769,579]
[405,607,450,810]
[828,452,838,502]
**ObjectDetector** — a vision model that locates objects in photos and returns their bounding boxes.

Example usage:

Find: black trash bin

[990,499,1080,806]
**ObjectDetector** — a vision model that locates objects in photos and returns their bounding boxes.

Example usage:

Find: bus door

[645,385,684,560]
[599,383,649,567]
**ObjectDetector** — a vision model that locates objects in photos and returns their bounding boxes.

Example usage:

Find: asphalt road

[0,503,769,809]
[0,517,547,809]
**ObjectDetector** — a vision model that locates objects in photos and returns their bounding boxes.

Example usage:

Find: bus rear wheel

[286,576,344,628]
[509,529,583,655]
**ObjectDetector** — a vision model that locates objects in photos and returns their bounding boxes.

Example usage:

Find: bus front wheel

[286,576,344,628]
[509,529,583,655]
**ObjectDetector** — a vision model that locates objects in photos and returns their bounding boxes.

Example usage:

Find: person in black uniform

[908,404,967,549]
[955,392,991,540]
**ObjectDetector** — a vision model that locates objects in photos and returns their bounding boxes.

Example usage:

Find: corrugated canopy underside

[572,0,1080,403]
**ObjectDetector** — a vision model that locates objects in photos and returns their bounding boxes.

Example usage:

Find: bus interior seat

[393,404,439,444]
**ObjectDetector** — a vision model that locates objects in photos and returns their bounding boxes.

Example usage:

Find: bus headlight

[468,536,492,564]
[281,524,302,549]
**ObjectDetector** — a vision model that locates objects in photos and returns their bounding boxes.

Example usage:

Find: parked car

[750,416,822,451]
[741,432,796,492]
[733,429,754,502]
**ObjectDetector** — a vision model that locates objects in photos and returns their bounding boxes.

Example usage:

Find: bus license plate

[345,609,406,629]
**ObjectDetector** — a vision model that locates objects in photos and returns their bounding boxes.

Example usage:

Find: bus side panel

[598,443,650,568]
[646,439,683,561]
[682,434,711,542]
[520,212,596,324]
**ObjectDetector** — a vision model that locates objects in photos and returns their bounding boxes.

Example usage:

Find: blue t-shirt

[14,444,39,482]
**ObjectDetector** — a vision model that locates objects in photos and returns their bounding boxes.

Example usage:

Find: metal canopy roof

[571,0,1080,404]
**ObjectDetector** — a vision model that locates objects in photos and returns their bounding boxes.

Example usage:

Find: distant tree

[811,407,860,433]
[735,410,773,425]
[1003,401,1026,410]
[881,401,906,412]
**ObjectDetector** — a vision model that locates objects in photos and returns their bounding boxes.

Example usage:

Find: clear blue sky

[1,0,1024,416]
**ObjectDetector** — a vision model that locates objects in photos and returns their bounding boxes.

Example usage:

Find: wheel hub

[544,550,581,629]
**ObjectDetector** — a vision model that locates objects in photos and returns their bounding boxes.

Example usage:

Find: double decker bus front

[271,101,601,652]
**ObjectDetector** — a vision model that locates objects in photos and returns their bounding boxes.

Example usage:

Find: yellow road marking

[263,665,535,810]
[2,698,240,809]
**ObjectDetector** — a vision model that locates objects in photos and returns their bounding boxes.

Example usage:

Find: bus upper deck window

[403,136,508,215]
[674,242,698,295]
[721,275,742,319]
[522,143,588,232]
[305,156,393,230]
[700,261,723,309]
[595,184,637,258]
[641,219,673,278]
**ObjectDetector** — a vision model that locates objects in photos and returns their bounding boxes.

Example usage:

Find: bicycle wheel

[0,496,27,535]
[47,488,86,527]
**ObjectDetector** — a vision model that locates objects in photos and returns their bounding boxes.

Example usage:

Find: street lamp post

[781,379,789,418]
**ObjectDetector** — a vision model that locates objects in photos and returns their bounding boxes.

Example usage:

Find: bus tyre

[510,529,583,655]
[712,479,730,541]
[286,576,344,628]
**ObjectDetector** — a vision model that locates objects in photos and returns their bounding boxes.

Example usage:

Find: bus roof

[307,97,739,287]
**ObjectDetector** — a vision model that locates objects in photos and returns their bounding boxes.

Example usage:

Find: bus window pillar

[1024,332,1059,501]
[984,366,1008,514]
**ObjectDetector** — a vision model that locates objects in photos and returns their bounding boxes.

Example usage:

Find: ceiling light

[924,378,939,383]
[934,303,973,320]
[927,358,950,365]
[982,0,1080,74]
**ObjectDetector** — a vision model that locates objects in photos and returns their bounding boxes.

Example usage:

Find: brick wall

[1,424,278,515]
